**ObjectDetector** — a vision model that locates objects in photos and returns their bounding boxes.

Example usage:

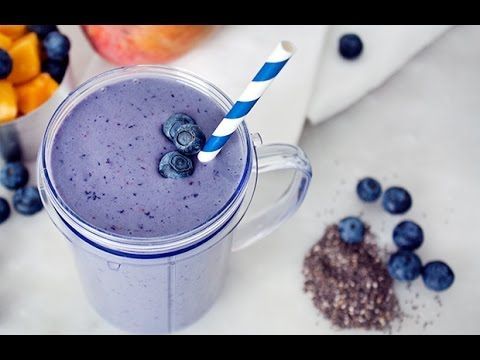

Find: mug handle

[232,143,312,251]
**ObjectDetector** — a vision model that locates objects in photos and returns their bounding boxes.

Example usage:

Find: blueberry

[159,151,194,179]
[393,220,424,251]
[356,177,382,202]
[42,56,69,83]
[0,162,29,190]
[339,33,363,60]
[338,216,365,244]
[172,124,206,156]
[162,113,196,141]
[27,25,58,39]
[43,31,70,61]
[382,186,412,214]
[0,198,10,224]
[422,261,454,292]
[0,49,13,79]
[13,186,43,215]
[388,250,422,281]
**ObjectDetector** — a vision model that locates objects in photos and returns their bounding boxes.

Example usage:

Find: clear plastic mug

[37,66,312,334]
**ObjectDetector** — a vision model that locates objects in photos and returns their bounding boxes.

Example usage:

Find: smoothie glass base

[38,66,312,333]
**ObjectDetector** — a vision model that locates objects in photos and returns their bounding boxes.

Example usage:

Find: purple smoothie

[49,76,245,238]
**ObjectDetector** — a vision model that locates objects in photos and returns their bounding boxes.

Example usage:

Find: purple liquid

[50,77,245,238]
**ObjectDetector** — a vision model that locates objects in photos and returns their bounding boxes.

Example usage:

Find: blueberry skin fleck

[0,198,10,224]
[388,250,422,281]
[0,49,13,79]
[42,56,69,83]
[339,33,363,60]
[422,261,454,291]
[162,113,196,141]
[43,31,71,61]
[13,186,43,215]
[27,25,58,39]
[173,124,206,156]
[382,186,412,214]
[159,151,194,179]
[393,220,424,250]
[356,177,382,202]
[338,216,365,244]
[0,162,29,190]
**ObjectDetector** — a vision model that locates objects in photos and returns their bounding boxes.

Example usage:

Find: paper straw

[197,41,295,163]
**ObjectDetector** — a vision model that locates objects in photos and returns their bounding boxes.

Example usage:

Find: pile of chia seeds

[303,224,400,330]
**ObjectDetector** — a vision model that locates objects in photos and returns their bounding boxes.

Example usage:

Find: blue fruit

[162,113,196,141]
[173,124,206,156]
[339,34,363,60]
[159,151,194,179]
[393,220,423,250]
[388,250,422,281]
[0,162,29,190]
[43,31,70,61]
[422,261,454,292]
[356,177,382,202]
[0,49,13,79]
[0,198,10,224]
[338,216,365,244]
[42,57,69,83]
[13,186,43,215]
[27,25,58,39]
[382,186,412,214]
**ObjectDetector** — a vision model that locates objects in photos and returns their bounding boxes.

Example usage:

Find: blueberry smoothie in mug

[38,66,312,333]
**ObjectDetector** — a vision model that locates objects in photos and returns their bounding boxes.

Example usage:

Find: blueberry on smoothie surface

[162,113,196,141]
[159,151,194,179]
[13,186,43,216]
[356,177,382,202]
[0,198,10,224]
[172,124,206,156]
[0,162,29,190]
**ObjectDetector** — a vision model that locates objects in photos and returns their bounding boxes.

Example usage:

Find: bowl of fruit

[0,25,72,162]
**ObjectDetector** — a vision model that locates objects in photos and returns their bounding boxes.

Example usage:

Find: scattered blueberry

[13,186,43,215]
[162,113,196,141]
[422,261,454,291]
[382,186,412,214]
[27,25,58,39]
[356,177,382,202]
[43,31,70,61]
[159,151,194,179]
[0,49,13,79]
[173,124,206,156]
[42,57,69,83]
[338,216,365,244]
[388,250,422,281]
[0,162,29,190]
[339,33,363,60]
[393,220,424,251]
[0,198,10,224]
[0,129,22,162]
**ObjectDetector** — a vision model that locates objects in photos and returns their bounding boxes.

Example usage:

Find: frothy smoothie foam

[50,76,246,238]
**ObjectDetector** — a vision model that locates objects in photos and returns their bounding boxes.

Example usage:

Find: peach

[0,80,17,123]
[15,72,58,114]
[82,25,213,65]
[7,32,41,84]
[0,25,27,40]
[0,33,12,49]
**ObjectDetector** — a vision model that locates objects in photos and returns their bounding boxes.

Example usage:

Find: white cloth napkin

[62,25,453,144]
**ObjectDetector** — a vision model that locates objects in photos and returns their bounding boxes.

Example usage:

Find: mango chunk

[7,32,41,84]
[0,33,12,49]
[0,25,27,40]
[0,80,18,123]
[15,73,58,114]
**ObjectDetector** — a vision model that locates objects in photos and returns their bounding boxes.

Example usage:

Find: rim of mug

[0,65,73,129]
[39,65,254,255]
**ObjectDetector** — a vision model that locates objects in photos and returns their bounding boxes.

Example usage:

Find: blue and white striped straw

[198,41,295,163]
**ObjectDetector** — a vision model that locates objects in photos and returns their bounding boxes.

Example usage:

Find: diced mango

[0,25,27,40]
[0,80,18,123]
[0,33,12,49]
[7,32,41,84]
[15,73,58,114]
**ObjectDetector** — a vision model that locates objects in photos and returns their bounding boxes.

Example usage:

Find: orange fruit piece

[0,33,12,50]
[0,25,27,40]
[15,73,58,114]
[0,80,18,123]
[7,32,41,85]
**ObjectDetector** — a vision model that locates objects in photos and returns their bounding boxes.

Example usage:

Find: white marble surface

[0,25,480,334]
